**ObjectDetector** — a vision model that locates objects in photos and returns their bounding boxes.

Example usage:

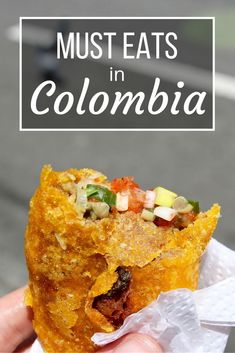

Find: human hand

[98,333,163,353]
[0,287,162,353]
[0,287,35,353]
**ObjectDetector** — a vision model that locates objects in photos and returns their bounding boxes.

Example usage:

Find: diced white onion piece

[116,192,129,211]
[144,190,156,209]
[76,187,88,214]
[173,196,193,214]
[178,204,193,214]
[91,202,110,219]
[141,209,155,221]
[154,206,177,221]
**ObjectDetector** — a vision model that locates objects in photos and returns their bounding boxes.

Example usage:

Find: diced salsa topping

[154,187,177,208]
[86,184,116,206]
[111,176,140,192]
[188,200,200,214]
[111,176,145,213]
[64,175,200,229]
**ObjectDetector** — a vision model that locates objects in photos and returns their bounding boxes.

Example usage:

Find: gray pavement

[0,0,235,351]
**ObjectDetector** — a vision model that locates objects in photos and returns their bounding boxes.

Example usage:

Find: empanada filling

[92,267,131,327]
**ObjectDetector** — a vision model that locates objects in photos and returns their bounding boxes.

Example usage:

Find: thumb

[98,333,163,353]
[0,287,34,353]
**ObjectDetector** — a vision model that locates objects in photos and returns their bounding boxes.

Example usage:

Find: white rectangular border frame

[19,17,215,132]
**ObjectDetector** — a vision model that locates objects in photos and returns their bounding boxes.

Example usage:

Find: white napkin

[30,239,235,353]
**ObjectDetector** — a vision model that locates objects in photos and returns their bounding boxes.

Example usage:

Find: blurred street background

[0,0,235,351]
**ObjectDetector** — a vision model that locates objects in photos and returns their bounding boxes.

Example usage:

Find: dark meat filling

[92,267,132,327]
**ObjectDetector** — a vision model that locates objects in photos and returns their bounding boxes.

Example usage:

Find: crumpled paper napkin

[30,239,235,353]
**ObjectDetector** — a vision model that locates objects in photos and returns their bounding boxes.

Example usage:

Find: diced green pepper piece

[141,209,155,221]
[86,184,116,207]
[188,199,200,214]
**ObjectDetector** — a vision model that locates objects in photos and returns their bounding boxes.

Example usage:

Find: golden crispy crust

[25,165,220,352]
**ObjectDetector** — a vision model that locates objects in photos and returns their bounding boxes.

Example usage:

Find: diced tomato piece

[155,212,197,229]
[111,176,140,193]
[154,217,172,227]
[128,188,145,213]
[111,176,145,213]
